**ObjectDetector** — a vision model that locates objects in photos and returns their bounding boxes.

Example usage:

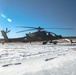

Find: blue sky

[0,0,76,38]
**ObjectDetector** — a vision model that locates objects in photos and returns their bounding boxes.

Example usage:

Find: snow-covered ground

[0,43,76,75]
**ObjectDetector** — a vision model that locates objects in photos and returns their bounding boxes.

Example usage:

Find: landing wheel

[53,41,57,44]
[43,41,47,45]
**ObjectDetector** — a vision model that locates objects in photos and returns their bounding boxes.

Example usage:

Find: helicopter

[16,26,75,44]
[0,26,75,44]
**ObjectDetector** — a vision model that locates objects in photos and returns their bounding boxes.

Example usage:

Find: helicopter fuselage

[25,30,62,42]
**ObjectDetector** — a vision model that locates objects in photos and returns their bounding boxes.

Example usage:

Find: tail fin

[1,30,9,42]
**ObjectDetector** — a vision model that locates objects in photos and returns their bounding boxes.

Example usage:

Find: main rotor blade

[45,28,75,30]
[16,26,36,28]
[17,26,75,30]
[16,26,44,31]
[16,29,36,33]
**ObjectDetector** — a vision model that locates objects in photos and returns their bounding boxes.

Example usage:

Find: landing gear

[43,41,47,45]
[42,41,58,45]
[49,40,58,44]
[53,41,57,44]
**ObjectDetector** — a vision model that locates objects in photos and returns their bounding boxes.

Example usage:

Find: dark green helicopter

[16,26,74,44]
[0,26,75,44]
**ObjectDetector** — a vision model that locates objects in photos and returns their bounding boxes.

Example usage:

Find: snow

[0,43,76,75]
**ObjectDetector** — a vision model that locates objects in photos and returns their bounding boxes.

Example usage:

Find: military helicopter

[16,26,74,44]
[0,26,75,44]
